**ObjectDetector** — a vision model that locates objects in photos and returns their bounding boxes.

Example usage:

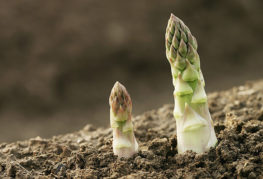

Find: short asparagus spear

[165,14,217,154]
[109,81,138,158]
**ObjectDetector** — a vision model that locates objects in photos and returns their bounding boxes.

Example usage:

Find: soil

[0,80,263,178]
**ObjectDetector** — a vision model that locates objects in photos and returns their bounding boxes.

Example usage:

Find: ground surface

[0,80,263,178]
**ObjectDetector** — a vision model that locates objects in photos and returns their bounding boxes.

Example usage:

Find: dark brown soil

[0,80,263,178]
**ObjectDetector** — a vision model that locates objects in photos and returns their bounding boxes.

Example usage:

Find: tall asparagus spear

[109,81,138,158]
[165,14,217,154]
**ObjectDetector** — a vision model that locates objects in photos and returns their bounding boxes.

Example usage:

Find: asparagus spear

[165,14,217,154]
[109,81,138,158]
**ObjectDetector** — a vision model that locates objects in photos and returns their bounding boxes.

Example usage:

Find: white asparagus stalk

[109,81,138,158]
[165,14,217,154]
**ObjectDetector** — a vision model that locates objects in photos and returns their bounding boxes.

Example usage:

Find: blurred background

[0,0,263,142]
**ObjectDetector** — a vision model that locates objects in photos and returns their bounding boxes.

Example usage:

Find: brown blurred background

[0,0,262,142]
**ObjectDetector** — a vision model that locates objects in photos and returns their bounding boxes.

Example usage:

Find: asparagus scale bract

[165,14,217,154]
[109,81,138,158]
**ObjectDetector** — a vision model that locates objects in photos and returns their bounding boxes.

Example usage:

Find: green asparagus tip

[109,81,132,116]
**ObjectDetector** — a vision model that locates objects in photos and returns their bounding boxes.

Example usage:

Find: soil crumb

[0,80,263,178]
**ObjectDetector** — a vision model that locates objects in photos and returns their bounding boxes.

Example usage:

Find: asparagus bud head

[109,81,138,158]
[165,14,217,154]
